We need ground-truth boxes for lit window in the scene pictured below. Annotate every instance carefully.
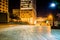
[3,8,4,9]
[3,2,4,3]
[3,5,5,6]
[6,3,8,5]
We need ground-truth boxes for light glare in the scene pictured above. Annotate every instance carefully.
[50,3,56,7]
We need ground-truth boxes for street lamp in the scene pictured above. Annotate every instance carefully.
[49,3,57,9]
[50,3,56,7]
[49,3,57,27]
[48,14,53,20]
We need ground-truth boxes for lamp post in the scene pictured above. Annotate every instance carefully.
[47,14,53,26]
[49,3,57,27]
[48,14,53,20]
[50,3,56,8]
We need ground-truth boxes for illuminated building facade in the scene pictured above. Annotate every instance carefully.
[0,0,9,22]
[0,0,8,13]
[20,0,36,24]
[13,9,20,18]
[35,17,53,26]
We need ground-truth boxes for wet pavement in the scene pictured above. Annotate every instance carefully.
[0,25,60,40]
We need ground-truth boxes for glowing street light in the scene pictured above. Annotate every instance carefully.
[48,14,53,20]
[49,2,57,26]
[50,3,56,7]
[49,3,56,8]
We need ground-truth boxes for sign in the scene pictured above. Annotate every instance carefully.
[21,0,32,9]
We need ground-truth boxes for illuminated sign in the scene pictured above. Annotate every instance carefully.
[21,0,32,9]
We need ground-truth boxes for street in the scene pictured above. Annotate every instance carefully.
[0,25,60,40]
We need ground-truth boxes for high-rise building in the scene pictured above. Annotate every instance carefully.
[0,0,8,13]
[20,0,36,24]
[0,0,9,23]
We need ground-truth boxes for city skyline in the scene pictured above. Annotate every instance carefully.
[9,0,60,17]
[0,0,60,40]
[0,0,59,17]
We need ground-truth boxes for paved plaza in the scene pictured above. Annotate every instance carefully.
[0,25,60,40]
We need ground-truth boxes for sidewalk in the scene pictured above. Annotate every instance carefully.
[0,23,18,29]
[0,22,32,29]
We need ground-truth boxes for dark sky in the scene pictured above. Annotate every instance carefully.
[36,0,51,17]
[9,0,20,13]
[9,0,60,17]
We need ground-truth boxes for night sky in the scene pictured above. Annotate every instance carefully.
[9,0,20,13]
[9,0,60,17]
[37,0,51,17]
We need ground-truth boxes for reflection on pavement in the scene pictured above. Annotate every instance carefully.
[0,25,57,40]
